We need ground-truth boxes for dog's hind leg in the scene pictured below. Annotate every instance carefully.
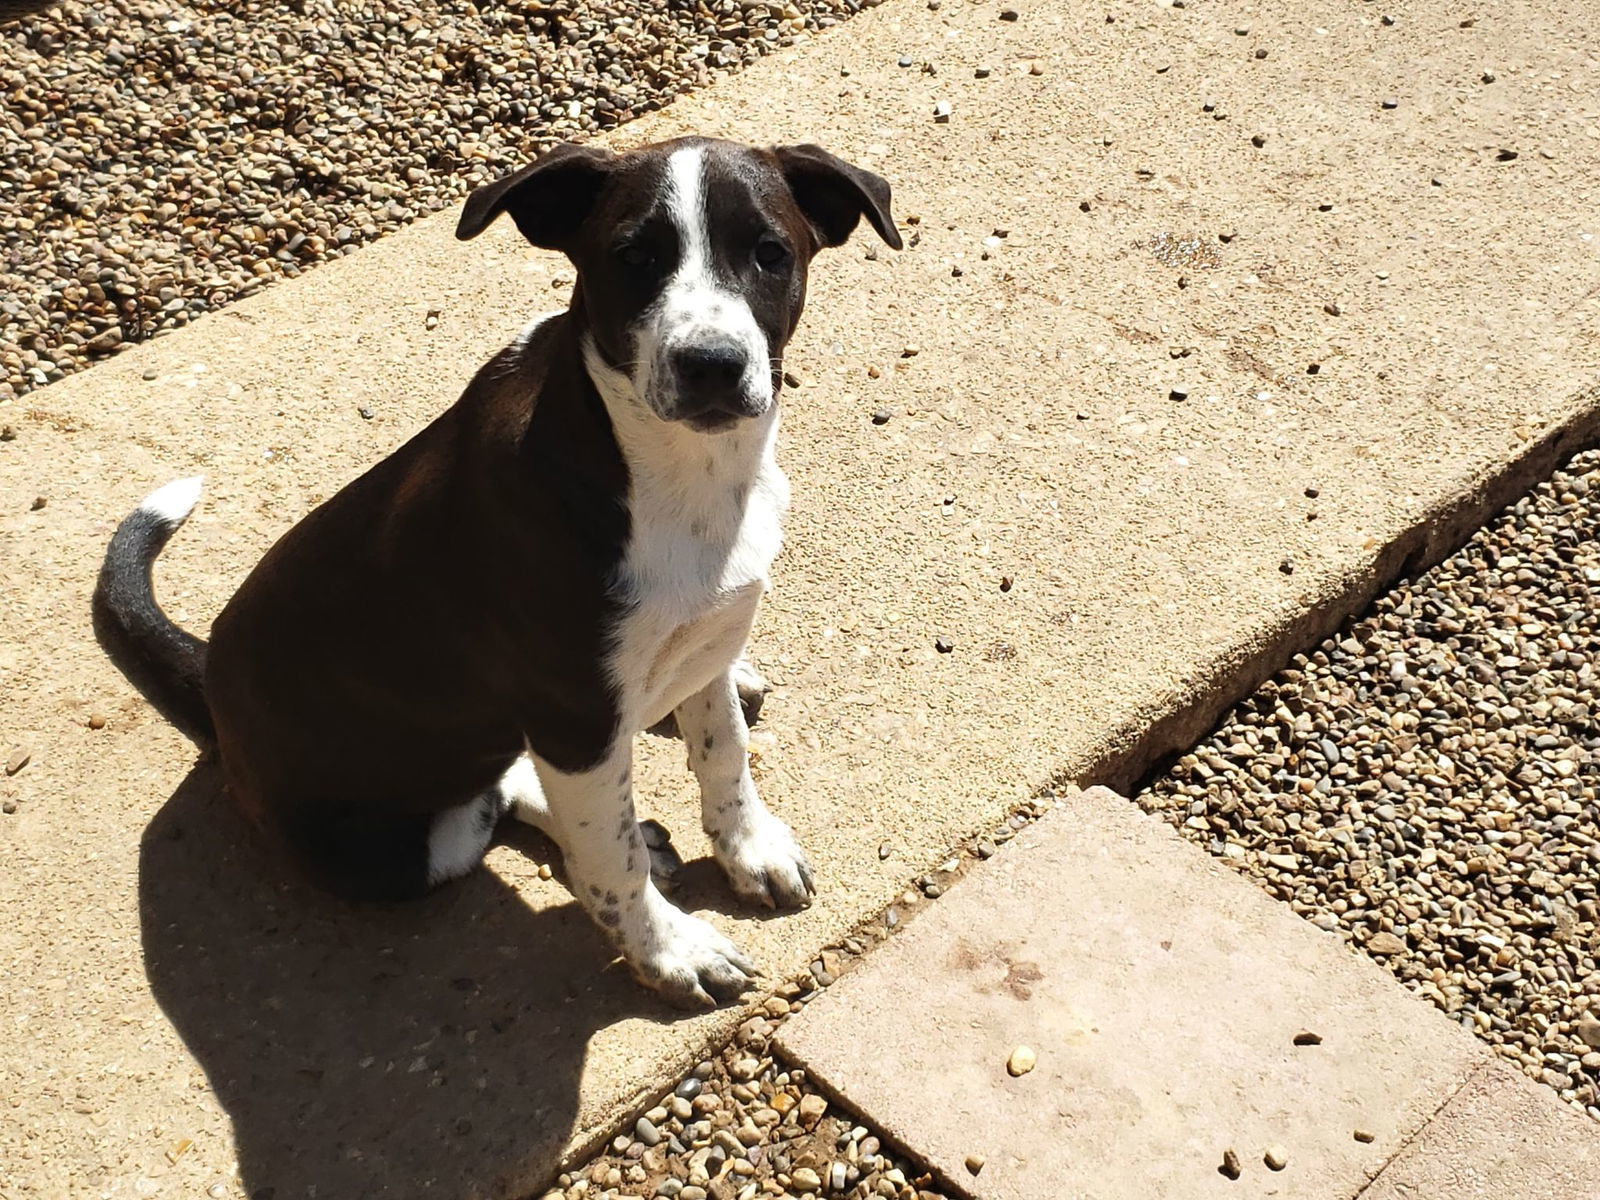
[425,790,503,887]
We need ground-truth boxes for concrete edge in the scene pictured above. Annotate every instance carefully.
[1082,385,1600,796]
[1351,1054,1600,1199]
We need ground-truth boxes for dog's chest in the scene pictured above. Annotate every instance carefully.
[607,432,788,730]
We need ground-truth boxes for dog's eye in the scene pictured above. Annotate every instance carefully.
[754,237,790,271]
[616,242,655,270]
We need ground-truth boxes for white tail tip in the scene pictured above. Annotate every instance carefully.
[140,475,205,527]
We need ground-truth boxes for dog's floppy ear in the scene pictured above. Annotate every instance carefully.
[773,144,903,252]
[455,143,617,249]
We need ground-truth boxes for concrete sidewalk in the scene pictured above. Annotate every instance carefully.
[3,0,1599,1196]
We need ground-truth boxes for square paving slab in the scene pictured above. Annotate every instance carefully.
[1359,1059,1600,1200]
[777,787,1501,1199]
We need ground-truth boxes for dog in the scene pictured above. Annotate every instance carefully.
[94,137,901,1007]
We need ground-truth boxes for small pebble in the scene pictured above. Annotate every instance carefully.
[934,638,954,654]
[5,750,30,777]
[964,1153,984,1175]
[1367,932,1407,956]
[871,406,892,426]
[30,496,46,511]
[1006,1046,1036,1077]
[1219,1148,1242,1179]
[1263,1146,1288,1171]
[1292,1030,1323,1046]
[88,714,107,730]
[1353,1129,1376,1144]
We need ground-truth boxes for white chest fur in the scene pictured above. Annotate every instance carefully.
[589,349,790,734]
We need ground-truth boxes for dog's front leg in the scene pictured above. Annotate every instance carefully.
[676,670,815,909]
[529,748,756,1008]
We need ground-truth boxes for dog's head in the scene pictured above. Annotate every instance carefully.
[457,137,901,432]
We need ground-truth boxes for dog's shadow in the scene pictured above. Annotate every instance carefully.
[140,767,665,1199]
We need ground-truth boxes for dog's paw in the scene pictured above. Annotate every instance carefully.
[630,901,758,1009]
[638,818,684,891]
[715,813,816,910]
[732,658,769,727]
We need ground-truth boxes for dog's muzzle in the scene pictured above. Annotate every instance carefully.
[666,338,766,430]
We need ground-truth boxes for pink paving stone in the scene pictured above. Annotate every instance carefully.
[1361,1058,1600,1199]
[776,787,1495,1198]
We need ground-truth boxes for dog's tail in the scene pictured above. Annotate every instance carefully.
[92,476,215,743]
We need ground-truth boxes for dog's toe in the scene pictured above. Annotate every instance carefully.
[732,658,769,726]
[638,818,684,890]
[634,905,758,1009]
[717,815,815,910]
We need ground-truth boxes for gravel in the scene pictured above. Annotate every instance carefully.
[1140,449,1600,1119]
[0,0,885,401]
[535,1003,960,1200]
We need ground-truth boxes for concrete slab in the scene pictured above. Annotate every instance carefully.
[776,787,1493,1200]
[1359,1059,1600,1200]
[4,0,1600,1196]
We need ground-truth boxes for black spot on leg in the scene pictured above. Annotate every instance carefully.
[626,853,638,873]
[589,885,603,899]
[703,733,715,752]
[690,519,707,538]
[598,907,621,928]
[578,820,590,829]
[617,769,630,788]
[605,891,618,906]
[730,483,749,506]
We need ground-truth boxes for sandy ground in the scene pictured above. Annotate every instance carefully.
[3,0,1600,1196]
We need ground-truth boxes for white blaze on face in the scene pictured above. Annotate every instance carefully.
[634,145,772,420]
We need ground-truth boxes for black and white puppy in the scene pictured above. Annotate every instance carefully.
[94,137,901,1007]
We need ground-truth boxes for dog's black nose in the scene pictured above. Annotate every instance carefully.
[672,342,748,393]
